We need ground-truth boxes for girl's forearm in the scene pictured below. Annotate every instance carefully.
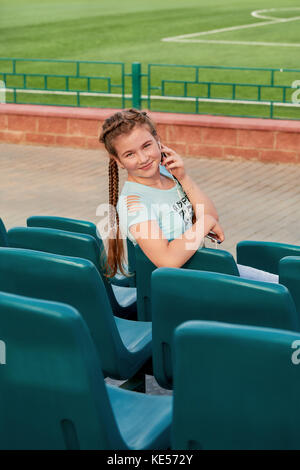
[179,173,219,221]
[158,214,216,268]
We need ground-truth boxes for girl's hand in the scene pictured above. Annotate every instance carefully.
[160,144,186,182]
[210,220,225,243]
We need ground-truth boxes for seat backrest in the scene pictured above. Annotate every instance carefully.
[126,238,136,287]
[27,215,105,251]
[151,267,299,389]
[0,291,125,450]
[0,218,8,247]
[172,320,300,450]
[7,226,120,316]
[136,245,239,321]
[237,240,300,274]
[0,247,127,378]
[8,226,100,265]
[279,256,300,316]
[28,215,134,288]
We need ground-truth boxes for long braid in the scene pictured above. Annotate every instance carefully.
[103,158,127,278]
[109,159,119,218]
[108,158,120,245]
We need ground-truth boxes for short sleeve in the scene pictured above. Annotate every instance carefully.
[117,192,158,244]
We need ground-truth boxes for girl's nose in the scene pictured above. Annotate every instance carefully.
[137,150,149,163]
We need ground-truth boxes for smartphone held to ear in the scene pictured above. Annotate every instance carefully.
[161,151,167,163]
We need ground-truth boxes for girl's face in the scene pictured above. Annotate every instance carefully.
[112,125,161,180]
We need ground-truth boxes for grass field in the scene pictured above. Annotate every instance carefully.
[1,0,300,118]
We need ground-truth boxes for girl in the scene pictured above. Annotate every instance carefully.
[100,108,278,283]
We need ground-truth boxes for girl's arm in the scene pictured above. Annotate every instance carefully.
[178,173,219,221]
[161,144,219,221]
[130,215,224,268]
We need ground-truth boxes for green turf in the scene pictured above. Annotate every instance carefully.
[1,0,300,118]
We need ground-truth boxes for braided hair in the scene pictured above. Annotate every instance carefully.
[99,108,158,278]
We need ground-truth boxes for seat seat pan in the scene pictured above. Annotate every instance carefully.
[114,316,152,354]
[107,385,172,450]
[112,285,137,308]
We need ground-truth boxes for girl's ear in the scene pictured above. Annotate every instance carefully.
[110,154,125,169]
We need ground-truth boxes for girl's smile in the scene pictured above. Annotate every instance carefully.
[139,161,153,170]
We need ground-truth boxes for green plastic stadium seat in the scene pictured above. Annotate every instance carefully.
[151,267,299,389]
[279,256,300,318]
[0,247,152,381]
[0,218,8,247]
[136,244,239,321]
[8,226,137,320]
[172,320,300,450]
[27,215,132,287]
[127,238,137,287]
[0,291,171,450]
[237,240,300,275]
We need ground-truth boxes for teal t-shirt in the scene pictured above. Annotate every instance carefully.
[117,165,194,245]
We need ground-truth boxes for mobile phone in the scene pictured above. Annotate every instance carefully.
[206,231,221,244]
[161,151,167,163]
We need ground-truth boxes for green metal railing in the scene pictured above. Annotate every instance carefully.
[145,63,300,119]
[1,58,300,120]
[0,58,126,108]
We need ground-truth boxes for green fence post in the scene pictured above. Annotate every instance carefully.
[132,62,141,109]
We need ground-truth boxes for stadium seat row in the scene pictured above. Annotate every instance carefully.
[0,215,300,449]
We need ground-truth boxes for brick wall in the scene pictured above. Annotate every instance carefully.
[0,104,299,163]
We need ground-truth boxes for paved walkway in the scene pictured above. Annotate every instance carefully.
[1,142,300,394]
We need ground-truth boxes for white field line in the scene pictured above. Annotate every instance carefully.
[162,19,285,41]
[169,39,300,47]
[162,8,300,47]
[5,88,300,108]
[252,7,300,20]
